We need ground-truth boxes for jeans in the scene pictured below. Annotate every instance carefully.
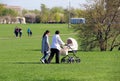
[41,51,49,62]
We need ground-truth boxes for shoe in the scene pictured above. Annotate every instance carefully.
[40,59,45,64]
[44,59,48,64]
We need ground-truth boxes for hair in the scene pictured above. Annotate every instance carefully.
[42,30,50,38]
[55,30,60,34]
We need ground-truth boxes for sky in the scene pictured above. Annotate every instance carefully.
[0,0,88,10]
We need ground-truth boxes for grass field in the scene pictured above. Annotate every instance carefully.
[0,24,120,81]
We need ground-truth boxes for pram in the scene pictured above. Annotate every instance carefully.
[60,38,80,63]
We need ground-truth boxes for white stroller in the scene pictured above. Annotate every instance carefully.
[60,38,80,63]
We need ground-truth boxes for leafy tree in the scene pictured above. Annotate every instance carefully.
[105,0,120,51]
[73,0,120,51]
[50,7,64,23]
[24,13,36,23]
[50,7,64,13]
[40,4,49,23]
[64,9,69,23]
[0,4,5,16]
[35,15,41,23]
[2,8,17,17]
[22,9,28,16]
[0,4,17,17]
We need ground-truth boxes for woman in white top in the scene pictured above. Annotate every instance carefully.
[48,30,65,64]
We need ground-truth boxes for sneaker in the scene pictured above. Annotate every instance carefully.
[40,59,45,64]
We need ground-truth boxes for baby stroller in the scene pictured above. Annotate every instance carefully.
[60,38,80,63]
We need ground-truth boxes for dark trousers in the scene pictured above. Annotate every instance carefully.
[48,48,60,63]
[19,32,22,37]
[15,32,18,37]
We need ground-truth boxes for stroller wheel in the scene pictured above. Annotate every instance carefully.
[67,57,75,63]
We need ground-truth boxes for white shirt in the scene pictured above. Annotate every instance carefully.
[51,34,65,50]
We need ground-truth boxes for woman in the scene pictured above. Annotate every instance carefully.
[41,30,50,63]
[48,30,65,64]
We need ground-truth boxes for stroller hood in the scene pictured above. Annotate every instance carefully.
[67,38,78,50]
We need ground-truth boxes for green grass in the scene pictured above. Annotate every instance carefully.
[0,24,120,81]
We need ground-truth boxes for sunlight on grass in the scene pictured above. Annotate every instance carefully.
[0,24,120,81]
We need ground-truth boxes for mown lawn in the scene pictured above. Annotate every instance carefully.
[0,24,120,81]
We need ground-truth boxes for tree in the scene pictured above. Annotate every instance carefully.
[24,13,36,23]
[105,0,120,51]
[2,8,17,17]
[0,4,5,16]
[22,9,28,16]
[0,4,17,17]
[50,7,64,23]
[73,0,120,51]
[35,15,41,23]
[40,4,49,23]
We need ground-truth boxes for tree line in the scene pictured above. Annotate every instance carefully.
[0,3,83,24]
[22,4,83,23]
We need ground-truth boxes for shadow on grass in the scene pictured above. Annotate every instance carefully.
[11,62,59,65]
[12,62,41,64]
[32,79,79,81]
[25,49,41,51]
